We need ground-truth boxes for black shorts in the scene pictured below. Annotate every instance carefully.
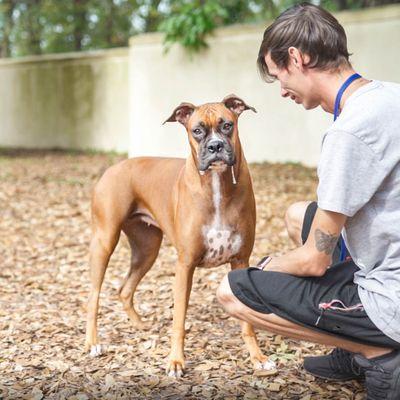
[228,201,400,349]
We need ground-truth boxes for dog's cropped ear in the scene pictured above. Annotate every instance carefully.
[163,102,196,126]
[222,94,257,116]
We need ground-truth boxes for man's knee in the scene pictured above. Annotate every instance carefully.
[216,274,233,306]
[285,201,310,245]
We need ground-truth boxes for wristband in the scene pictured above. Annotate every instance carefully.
[256,256,272,270]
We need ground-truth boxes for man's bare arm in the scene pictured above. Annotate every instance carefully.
[265,207,346,277]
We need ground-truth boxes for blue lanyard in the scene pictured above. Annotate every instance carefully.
[334,73,361,261]
[334,73,361,121]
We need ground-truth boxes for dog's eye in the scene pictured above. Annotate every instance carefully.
[223,122,233,131]
[193,128,202,136]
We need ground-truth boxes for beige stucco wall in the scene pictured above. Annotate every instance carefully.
[0,5,399,162]
[129,5,400,166]
[0,48,129,152]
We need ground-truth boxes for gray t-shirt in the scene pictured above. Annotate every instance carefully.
[317,80,400,343]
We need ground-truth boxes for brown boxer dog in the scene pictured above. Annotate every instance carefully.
[85,95,276,377]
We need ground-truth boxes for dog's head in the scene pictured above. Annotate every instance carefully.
[164,95,256,172]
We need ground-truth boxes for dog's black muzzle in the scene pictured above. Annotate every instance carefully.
[198,138,236,171]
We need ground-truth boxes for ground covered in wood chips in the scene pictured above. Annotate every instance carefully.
[0,150,365,399]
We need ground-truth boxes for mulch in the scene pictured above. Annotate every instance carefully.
[0,150,365,399]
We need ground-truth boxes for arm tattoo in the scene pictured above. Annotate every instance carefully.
[314,229,339,255]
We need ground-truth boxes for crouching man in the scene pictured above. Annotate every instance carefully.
[217,3,400,399]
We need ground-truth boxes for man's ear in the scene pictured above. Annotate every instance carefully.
[288,46,309,69]
[222,94,257,116]
[163,102,196,125]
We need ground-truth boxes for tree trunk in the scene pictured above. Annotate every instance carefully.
[0,0,16,58]
[26,0,42,55]
[73,0,88,51]
[105,0,115,46]
[338,0,348,10]
[144,0,162,32]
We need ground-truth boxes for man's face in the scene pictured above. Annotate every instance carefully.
[264,52,320,110]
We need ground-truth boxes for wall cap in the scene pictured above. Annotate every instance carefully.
[0,47,129,67]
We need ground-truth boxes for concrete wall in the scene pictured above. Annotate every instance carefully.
[129,4,400,166]
[0,48,129,152]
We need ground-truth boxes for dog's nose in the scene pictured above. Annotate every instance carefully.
[207,140,224,154]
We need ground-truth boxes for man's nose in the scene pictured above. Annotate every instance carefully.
[207,140,224,154]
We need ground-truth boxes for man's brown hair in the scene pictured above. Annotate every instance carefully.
[257,2,351,82]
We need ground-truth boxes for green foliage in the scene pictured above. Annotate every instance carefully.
[159,0,280,53]
[38,0,139,54]
[0,0,398,58]
[0,0,142,57]
[84,0,139,49]
[0,0,15,57]
[159,0,228,53]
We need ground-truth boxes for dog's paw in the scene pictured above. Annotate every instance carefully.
[252,356,276,371]
[125,309,149,330]
[259,359,276,370]
[165,359,185,378]
[89,344,103,357]
[132,319,150,330]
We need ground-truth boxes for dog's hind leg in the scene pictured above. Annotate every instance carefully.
[85,224,120,356]
[85,167,133,357]
[118,219,163,328]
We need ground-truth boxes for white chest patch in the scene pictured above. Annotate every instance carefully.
[202,172,242,267]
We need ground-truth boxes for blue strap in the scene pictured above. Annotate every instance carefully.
[334,73,361,121]
[339,237,347,262]
[334,73,361,261]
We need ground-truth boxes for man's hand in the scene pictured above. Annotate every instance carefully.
[262,207,346,277]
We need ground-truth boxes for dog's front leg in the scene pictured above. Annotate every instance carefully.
[231,260,276,371]
[166,262,195,377]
